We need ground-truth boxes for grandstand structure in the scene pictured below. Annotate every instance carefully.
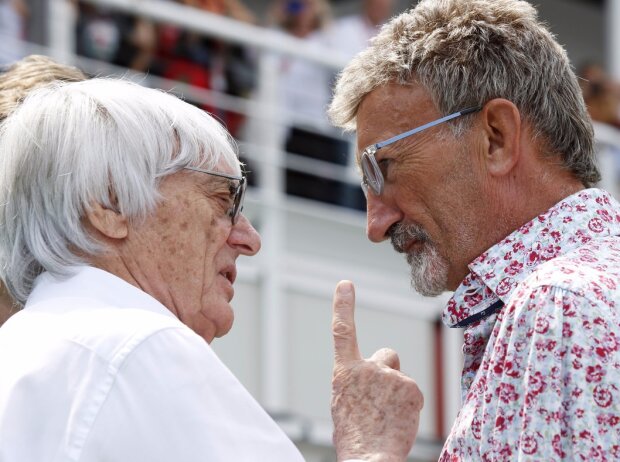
[0,0,616,460]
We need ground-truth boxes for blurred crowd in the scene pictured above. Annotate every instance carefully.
[76,0,258,136]
[72,0,396,209]
[71,1,392,125]
[6,0,620,207]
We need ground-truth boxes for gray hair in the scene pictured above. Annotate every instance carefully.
[329,0,599,186]
[0,78,240,304]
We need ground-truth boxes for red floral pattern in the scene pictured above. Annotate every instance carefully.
[441,189,620,460]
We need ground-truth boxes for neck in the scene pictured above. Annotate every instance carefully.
[502,159,585,231]
[448,158,585,290]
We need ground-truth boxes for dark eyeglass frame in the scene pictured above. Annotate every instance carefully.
[184,166,246,224]
[360,106,482,197]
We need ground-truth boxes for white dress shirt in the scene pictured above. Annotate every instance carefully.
[0,266,304,462]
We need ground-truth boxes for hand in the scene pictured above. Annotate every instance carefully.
[331,281,424,462]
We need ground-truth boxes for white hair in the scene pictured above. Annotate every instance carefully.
[0,78,240,304]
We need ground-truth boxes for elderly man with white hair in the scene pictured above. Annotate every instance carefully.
[0,78,290,461]
[0,78,293,461]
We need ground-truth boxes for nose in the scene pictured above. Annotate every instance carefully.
[228,214,261,256]
[366,193,402,243]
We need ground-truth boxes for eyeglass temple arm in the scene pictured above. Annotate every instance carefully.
[184,166,243,181]
[375,106,482,150]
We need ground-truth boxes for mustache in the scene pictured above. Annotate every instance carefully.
[389,222,431,254]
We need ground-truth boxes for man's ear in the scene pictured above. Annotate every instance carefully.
[85,202,129,240]
[480,98,522,177]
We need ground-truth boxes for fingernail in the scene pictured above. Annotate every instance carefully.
[337,281,353,295]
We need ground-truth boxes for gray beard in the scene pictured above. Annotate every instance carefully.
[389,222,449,297]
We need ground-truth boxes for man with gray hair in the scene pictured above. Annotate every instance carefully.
[329,0,620,460]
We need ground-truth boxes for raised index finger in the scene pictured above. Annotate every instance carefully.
[332,280,361,364]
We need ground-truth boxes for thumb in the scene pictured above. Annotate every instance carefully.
[370,347,401,371]
[332,280,361,364]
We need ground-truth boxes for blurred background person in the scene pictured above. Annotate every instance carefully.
[267,0,360,208]
[151,0,256,136]
[269,0,332,126]
[579,62,620,128]
[263,0,396,211]
[0,0,28,63]
[579,62,620,197]
[326,0,395,60]
[182,0,255,23]
[76,0,256,136]
[76,5,157,72]
[0,54,87,326]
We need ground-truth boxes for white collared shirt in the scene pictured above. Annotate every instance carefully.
[0,266,304,462]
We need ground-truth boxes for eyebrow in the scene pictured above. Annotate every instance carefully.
[184,166,242,181]
[193,174,229,194]
[372,139,409,162]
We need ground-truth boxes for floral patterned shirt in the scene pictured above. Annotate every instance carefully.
[440,189,620,461]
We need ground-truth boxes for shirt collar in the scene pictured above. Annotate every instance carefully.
[442,188,620,328]
[25,265,177,321]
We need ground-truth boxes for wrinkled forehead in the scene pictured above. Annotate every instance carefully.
[354,82,435,163]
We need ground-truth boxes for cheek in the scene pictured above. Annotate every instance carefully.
[394,174,462,248]
[200,222,233,278]
[395,179,434,224]
[160,221,196,261]
[198,265,235,337]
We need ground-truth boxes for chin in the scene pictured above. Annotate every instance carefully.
[407,243,449,297]
[212,305,235,340]
[191,298,235,343]
[215,319,234,339]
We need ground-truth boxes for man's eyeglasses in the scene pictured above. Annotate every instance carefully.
[360,106,482,197]
[184,166,246,224]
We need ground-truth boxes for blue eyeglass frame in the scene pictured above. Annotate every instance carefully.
[183,166,246,224]
[360,106,482,197]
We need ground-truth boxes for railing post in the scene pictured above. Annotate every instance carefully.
[47,0,76,59]
[443,323,463,435]
[607,0,620,79]
[255,50,287,414]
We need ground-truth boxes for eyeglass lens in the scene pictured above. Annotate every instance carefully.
[361,151,383,197]
[231,177,246,224]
